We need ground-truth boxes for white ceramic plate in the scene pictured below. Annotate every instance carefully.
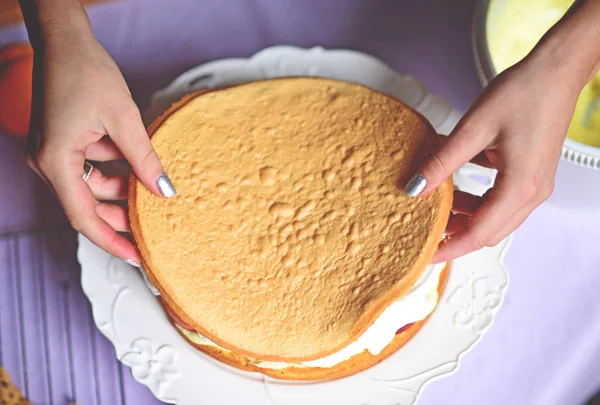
[80,46,510,405]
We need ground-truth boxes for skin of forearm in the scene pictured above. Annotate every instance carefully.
[530,0,600,90]
[19,0,92,50]
[19,0,94,161]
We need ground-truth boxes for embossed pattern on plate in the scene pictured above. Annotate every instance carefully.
[81,46,511,405]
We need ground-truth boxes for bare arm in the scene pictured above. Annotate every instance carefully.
[532,0,600,88]
[19,0,92,49]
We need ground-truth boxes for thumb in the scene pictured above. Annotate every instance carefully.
[405,119,491,197]
[105,102,177,198]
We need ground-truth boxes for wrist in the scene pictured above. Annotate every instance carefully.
[20,0,93,52]
[526,0,600,92]
[524,40,590,97]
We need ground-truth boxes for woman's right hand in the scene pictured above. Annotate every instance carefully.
[26,28,176,264]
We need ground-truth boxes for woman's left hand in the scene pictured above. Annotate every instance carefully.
[406,55,582,263]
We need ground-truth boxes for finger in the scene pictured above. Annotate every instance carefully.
[43,149,139,262]
[486,199,538,246]
[489,161,556,244]
[85,137,124,161]
[86,168,128,200]
[478,162,554,247]
[446,213,471,235]
[96,202,130,232]
[103,100,176,198]
[432,174,527,263]
[436,133,496,170]
[405,113,495,197]
[452,191,483,216]
[433,134,495,169]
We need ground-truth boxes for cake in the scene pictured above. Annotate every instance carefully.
[128,77,453,380]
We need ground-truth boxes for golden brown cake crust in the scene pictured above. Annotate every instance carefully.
[169,264,450,381]
[129,77,453,362]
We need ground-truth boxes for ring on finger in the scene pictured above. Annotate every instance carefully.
[83,161,94,182]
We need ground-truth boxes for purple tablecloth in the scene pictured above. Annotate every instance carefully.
[1,1,600,404]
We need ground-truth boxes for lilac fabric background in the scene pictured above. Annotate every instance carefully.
[1,1,600,404]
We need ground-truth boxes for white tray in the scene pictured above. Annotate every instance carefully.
[80,46,510,405]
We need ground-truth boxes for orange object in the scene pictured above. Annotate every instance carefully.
[0,42,33,139]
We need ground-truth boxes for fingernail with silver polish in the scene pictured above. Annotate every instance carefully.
[157,173,177,197]
[124,258,140,267]
[405,173,427,197]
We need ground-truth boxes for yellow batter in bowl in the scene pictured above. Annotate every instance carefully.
[486,0,600,147]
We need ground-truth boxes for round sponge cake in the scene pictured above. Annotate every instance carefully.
[128,77,453,363]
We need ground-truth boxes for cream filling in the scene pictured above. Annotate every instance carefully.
[175,261,447,369]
